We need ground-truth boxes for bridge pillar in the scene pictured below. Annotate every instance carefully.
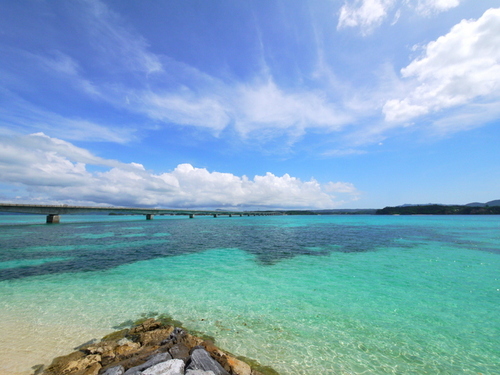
[189,214,195,219]
[213,214,218,218]
[46,214,60,224]
[146,214,154,220]
[229,214,232,217]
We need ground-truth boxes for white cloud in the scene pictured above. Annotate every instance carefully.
[337,0,462,34]
[0,133,360,209]
[415,0,461,16]
[383,8,500,125]
[337,0,396,35]
[234,80,351,136]
[130,78,352,141]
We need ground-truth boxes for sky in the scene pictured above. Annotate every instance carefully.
[0,0,499,210]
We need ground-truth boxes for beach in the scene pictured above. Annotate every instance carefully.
[1,214,499,374]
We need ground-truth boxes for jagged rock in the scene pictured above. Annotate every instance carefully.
[161,327,185,345]
[73,361,101,375]
[200,342,251,375]
[83,342,118,355]
[141,359,185,375]
[102,365,125,375]
[140,327,174,346]
[40,319,278,375]
[129,319,161,334]
[186,348,230,375]
[199,342,229,372]
[179,333,204,349]
[225,356,251,375]
[43,351,86,375]
[102,346,162,373]
[169,343,191,363]
[115,340,141,356]
[60,354,101,374]
[185,370,216,375]
[123,352,172,375]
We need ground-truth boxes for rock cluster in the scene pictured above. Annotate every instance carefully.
[39,318,277,375]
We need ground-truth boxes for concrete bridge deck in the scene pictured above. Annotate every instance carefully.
[0,203,278,223]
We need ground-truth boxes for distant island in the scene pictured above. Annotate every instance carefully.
[376,200,500,215]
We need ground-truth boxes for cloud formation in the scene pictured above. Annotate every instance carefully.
[384,8,500,124]
[337,0,462,34]
[0,0,493,157]
[415,0,461,16]
[234,80,351,136]
[0,133,359,209]
[338,0,396,35]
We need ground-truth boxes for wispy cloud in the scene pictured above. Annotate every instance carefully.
[0,89,134,143]
[140,90,231,132]
[82,0,162,74]
[322,148,368,157]
[0,133,360,209]
[0,0,491,153]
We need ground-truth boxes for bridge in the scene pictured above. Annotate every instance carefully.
[0,203,279,223]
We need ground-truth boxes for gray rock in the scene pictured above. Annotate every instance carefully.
[169,343,190,362]
[185,370,216,375]
[186,348,230,375]
[141,359,184,375]
[102,365,125,375]
[124,352,172,375]
[161,327,185,345]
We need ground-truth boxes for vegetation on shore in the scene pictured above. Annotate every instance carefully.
[376,204,500,215]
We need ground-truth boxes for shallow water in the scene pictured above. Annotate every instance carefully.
[0,214,499,374]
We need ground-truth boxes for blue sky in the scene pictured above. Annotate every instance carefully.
[0,0,499,209]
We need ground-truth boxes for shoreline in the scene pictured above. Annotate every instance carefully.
[36,317,279,375]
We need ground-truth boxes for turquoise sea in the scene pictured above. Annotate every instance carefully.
[0,214,499,375]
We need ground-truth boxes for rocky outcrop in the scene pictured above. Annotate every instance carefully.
[39,319,277,375]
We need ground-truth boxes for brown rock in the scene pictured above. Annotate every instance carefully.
[139,327,174,346]
[101,344,162,371]
[62,354,101,374]
[100,349,117,367]
[72,361,101,375]
[226,356,252,375]
[83,342,118,355]
[178,332,204,349]
[129,319,161,334]
[43,351,85,375]
[115,341,141,356]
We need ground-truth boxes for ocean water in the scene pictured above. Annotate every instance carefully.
[0,214,499,375]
